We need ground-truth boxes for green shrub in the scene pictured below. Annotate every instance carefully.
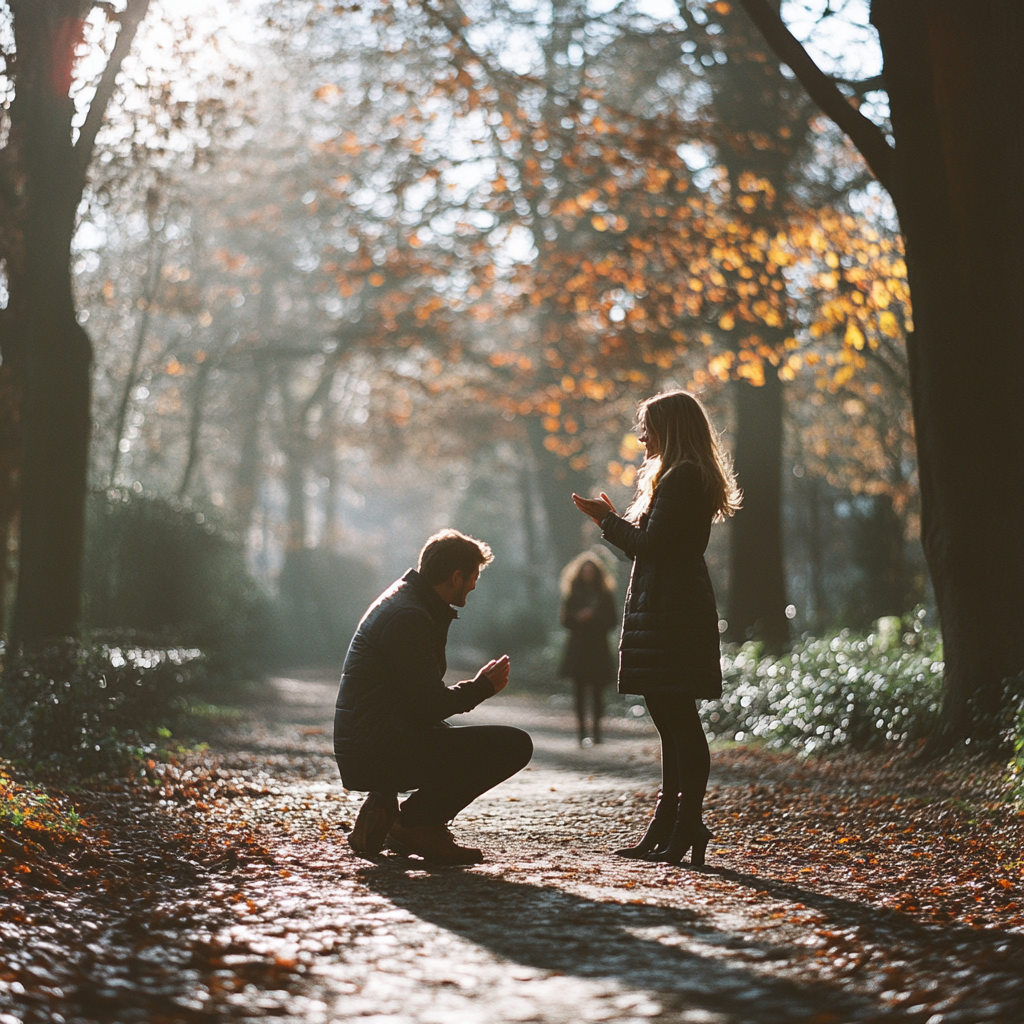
[702,609,945,752]
[0,639,208,773]
[1007,673,1024,803]
[83,489,270,679]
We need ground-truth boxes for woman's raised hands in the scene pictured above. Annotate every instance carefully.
[572,492,617,526]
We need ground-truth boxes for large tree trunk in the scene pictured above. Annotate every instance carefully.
[4,0,152,643]
[9,27,92,642]
[726,371,789,651]
[870,2,1024,748]
[0,360,20,633]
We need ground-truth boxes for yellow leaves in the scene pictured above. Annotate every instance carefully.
[314,83,341,100]
[166,359,185,376]
[878,310,899,337]
[576,188,601,210]
[688,278,703,292]
[368,273,385,287]
[718,312,736,331]
[825,251,840,269]
[591,215,608,232]
[736,359,766,387]
[561,375,575,392]
[491,176,507,193]
[708,352,734,380]
[844,322,865,350]
[870,279,891,308]
[542,416,560,432]
[833,364,855,386]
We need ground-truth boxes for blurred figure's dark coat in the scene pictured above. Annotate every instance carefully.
[600,460,723,699]
[558,582,617,688]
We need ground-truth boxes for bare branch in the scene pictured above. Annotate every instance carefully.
[836,73,887,94]
[74,0,152,182]
[736,0,897,197]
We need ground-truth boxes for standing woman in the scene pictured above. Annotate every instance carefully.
[572,391,740,865]
[559,553,618,746]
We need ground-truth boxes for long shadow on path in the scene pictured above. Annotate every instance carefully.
[709,866,1024,1009]
[360,862,898,1023]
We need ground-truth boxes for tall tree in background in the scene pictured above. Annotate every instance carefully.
[738,0,1024,748]
[0,0,151,641]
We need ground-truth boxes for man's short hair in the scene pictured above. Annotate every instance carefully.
[417,529,494,586]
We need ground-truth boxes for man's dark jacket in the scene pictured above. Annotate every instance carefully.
[333,569,494,791]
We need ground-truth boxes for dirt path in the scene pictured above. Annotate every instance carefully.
[3,675,1024,1023]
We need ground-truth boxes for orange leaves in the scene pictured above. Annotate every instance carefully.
[645,167,672,194]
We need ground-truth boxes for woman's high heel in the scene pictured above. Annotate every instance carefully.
[648,820,713,866]
[613,793,679,859]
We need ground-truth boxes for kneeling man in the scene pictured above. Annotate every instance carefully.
[334,529,533,864]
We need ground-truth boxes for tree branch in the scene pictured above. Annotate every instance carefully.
[836,73,887,95]
[74,0,152,183]
[736,0,897,196]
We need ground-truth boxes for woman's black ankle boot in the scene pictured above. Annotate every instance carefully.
[614,792,680,858]
[648,817,712,866]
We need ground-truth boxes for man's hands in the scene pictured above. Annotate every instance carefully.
[476,654,510,694]
[572,491,617,526]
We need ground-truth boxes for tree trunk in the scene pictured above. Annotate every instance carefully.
[871,1,1024,748]
[726,371,789,651]
[233,360,270,540]
[526,416,592,573]
[4,0,152,643]
[0,360,19,634]
[9,39,92,642]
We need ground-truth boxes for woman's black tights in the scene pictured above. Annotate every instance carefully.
[644,694,710,825]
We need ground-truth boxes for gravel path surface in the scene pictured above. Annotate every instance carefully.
[191,677,1022,1024]
[5,674,1023,1024]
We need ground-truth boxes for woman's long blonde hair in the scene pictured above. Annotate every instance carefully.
[623,390,742,523]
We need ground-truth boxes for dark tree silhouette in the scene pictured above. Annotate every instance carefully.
[1,0,152,642]
[737,0,1024,749]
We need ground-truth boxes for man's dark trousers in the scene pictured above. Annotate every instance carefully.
[334,569,532,826]
[364,723,532,827]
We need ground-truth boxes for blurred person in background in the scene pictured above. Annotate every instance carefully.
[334,529,533,865]
[573,391,740,866]
[558,552,618,746]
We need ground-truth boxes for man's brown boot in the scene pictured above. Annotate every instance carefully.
[348,791,399,857]
[385,821,483,864]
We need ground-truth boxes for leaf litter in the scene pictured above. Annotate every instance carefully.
[1,683,1022,1023]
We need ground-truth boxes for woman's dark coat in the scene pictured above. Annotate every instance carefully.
[558,582,617,687]
[600,460,723,699]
